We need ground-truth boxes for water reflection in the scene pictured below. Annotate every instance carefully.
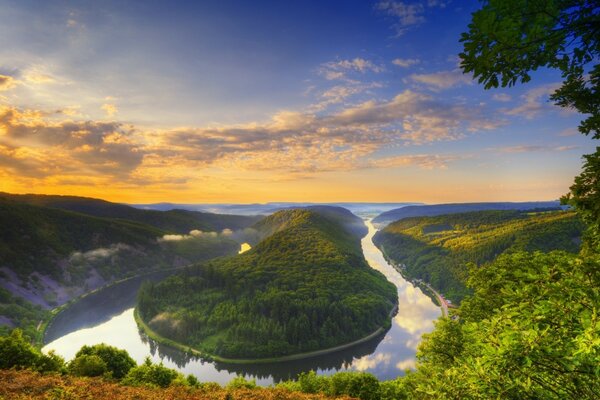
[238,242,251,254]
[43,219,440,384]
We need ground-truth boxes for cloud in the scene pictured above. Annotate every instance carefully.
[0,75,17,91]
[319,58,384,81]
[376,1,425,35]
[392,58,420,68]
[0,87,502,186]
[369,154,462,170]
[409,69,473,90]
[497,145,579,153]
[23,69,56,84]
[312,82,384,110]
[376,1,446,36]
[101,103,118,117]
[70,244,132,262]
[492,93,512,102]
[557,128,578,137]
[504,83,561,119]
[0,105,143,177]
[326,90,503,143]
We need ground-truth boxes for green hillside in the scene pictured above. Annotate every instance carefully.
[253,205,367,241]
[372,201,562,226]
[0,192,262,233]
[373,210,584,302]
[137,209,397,359]
[0,197,243,339]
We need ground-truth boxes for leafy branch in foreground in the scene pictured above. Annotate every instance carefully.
[460,0,600,236]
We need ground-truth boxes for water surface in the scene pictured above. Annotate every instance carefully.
[43,220,440,384]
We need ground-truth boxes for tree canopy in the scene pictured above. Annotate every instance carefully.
[460,0,600,234]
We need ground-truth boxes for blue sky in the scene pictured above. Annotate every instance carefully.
[0,0,594,202]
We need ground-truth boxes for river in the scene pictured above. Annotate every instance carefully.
[42,219,440,384]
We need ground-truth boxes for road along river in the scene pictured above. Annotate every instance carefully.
[43,219,440,384]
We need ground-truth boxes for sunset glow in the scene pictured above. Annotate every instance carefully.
[0,1,594,203]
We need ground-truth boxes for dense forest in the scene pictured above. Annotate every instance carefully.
[0,192,262,233]
[0,194,255,340]
[137,208,397,359]
[373,210,584,302]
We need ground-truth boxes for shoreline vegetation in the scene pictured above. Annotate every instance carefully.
[134,304,398,364]
[378,245,449,317]
[40,265,189,347]
[135,209,398,360]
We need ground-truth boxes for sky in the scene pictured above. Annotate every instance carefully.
[0,0,595,203]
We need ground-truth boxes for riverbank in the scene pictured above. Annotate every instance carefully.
[134,303,398,365]
[377,245,449,317]
[40,266,189,347]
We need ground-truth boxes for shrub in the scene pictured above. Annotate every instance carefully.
[330,372,381,400]
[74,344,135,379]
[69,354,107,377]
[226,375,257,390]
[122,357,181,388]
[0,329,39,370]
[297,371,330,394]
[36,350,66,373]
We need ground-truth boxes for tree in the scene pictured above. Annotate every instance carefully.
[410,251,600,398]
[74,344,135,379]
[460,0,600,233]
[0,329,39,370]
[68,354,107,377]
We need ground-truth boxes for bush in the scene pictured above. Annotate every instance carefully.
[379,378,409,400]
[330,372,381,400]
[0,329,39,370]
[69,354,107,377]
[74,344,135,379]
[297,371,330,394]
[226,375,257,390]
[36,350,66,373]
[122,357,181,388]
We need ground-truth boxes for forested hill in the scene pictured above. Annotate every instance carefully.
[253,205,367,241]
[0,192,261,233]
[372,201,562,226]
[0,196,243,339]
[137,209,397,359]
[373,210,584,303]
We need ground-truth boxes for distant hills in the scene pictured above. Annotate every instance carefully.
[0,193,261,233]
[137,207,397,359]
[131,201,421,216]
[372,201,563,226]
[0,193,262,340]
[373,210,584,303]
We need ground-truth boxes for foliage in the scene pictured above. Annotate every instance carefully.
[405,251,600,399]
[0,287,49,341]
[277,370,389,400]
[225,375,257,390]
[459,0,600,230]
[374,210,584,302]
[122,357,182,388]
[0,329,41,370]
[68,354,107,377]
[0,329,64,373]
[0,192,262,233]
[372,201,561,226]
[138,209,397,359]
[0,197,240,284]
[0,369,352,400]
[74,343,135,379]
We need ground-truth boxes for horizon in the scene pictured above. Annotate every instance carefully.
[0,1,594,203]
